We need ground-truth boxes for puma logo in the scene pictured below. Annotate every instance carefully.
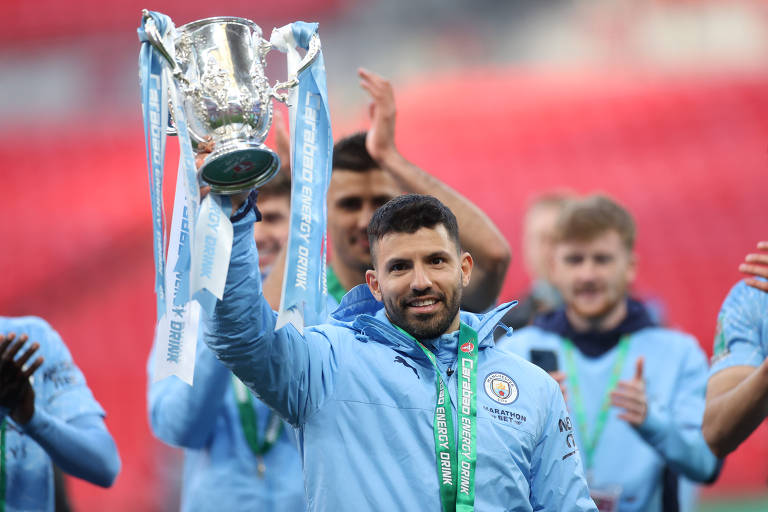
[394,355,419,379]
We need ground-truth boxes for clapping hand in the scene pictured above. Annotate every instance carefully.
[0,333,44,424]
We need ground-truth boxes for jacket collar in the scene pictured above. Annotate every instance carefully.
[330,284,517,367]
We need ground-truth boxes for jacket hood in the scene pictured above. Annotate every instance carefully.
[329,284,517,367]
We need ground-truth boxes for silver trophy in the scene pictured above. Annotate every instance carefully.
[142,11,320,193]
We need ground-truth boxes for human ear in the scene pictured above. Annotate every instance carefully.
[366,269,382,301]
[460,252,473,287]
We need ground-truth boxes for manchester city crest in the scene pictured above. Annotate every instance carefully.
[484,372,518,404]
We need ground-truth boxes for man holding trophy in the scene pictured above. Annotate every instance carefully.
[139,9,596,510]
[139,11,325,511]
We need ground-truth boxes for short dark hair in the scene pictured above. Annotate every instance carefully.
[367,194,460,265]
[332,131,378,172]
[258,172,291,201]
[554,194,636,251]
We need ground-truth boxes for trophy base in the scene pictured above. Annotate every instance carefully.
[199,142,281,195]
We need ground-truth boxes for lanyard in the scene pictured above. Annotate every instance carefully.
[562,336,631,470]
[398,322,478,512]
[0,419,5,512]
[325,266,347,304]
[231,376,283,478]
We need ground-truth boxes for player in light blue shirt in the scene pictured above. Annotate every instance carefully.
[202,193,596,511]
[703,240,768,457]
[0,316,120,511]
[499,195,719,512]
[147,174,306,512]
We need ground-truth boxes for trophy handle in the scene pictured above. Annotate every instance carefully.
[141,10,188,87]
[268,33,321,104]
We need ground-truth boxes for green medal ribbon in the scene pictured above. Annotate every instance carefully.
[562,336,631,470]
[231,376,283,478]
[325,266,347,304]
[0,419,5,512]
[397,322,478,512]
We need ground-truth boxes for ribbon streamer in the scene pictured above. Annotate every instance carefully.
[271,22,333,333]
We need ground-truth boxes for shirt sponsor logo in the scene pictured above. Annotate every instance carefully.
[483,372,518,404]
[481,405,527,425]
[460,341,475,353]
[558,415,578,460]
[393,355,419,379]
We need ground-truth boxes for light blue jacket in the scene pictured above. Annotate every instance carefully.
[0,316,120,511]
[148,329,306,512]
[500,324,719,511]
[203,206,596,511]
[710,279,768,376]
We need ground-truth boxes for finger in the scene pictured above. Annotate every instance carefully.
[195,152,208,170]
[3,336,28,361]
[199,186,211,201]
[15,342,40,367]
[614,381,643,394]
[739,263,768,279]
[745,253,768,265]
[617,412,643,425]
[634,356,644,381]
[757,241,768,250]
[610,391,645,409]
[0,334,13,354]
[745,278,768,293]
[358,67,383,86]
[22,356,44,379]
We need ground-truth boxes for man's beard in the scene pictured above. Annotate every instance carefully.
[384,278,463,340]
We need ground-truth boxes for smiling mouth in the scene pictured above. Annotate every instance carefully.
[405,297,443,314]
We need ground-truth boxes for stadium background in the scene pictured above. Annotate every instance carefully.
[1,0,767,509]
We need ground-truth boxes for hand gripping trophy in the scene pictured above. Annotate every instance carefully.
[139,10,332,383]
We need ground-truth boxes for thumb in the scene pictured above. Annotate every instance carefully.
[634,356,644,381]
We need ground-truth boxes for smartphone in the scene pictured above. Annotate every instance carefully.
[530,349,559,373]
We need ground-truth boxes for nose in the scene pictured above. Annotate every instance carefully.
[575,258,598,281]
[357,202,376,230]
[410,263,433,291]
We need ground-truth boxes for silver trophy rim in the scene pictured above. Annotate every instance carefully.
[176,16,262,37]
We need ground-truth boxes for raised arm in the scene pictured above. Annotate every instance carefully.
[0,332,120,488]
[22,412,120,487]
[704,361,768,457]
[703,280,768,457]
[203,200,341,426]
[147,331,231,448]
[628,345,720,481]
[359,68,511,312]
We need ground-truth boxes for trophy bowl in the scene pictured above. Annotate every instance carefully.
[143,13,320,194]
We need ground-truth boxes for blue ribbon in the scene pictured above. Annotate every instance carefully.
[138,11,172,319]
[279,22,333,329]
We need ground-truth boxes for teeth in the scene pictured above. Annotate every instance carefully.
[411,299,436,307]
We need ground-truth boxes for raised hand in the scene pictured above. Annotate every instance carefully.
[739,241,768,293]
[610,357,647,426]
[358,68,398,164]
[0,333,44,424]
